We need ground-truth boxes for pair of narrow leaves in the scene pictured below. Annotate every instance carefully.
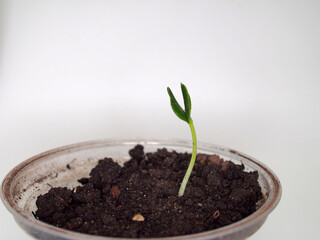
[167,83,192,123]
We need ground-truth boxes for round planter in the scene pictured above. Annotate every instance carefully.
[1,139,281,240]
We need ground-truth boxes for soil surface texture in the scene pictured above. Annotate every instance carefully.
[35,145,263,238]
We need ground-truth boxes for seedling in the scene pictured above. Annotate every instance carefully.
[167,83,197,197]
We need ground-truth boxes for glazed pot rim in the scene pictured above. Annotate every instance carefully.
[1,138,282,240]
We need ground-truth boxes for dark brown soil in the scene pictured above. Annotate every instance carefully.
[35,145,263,238]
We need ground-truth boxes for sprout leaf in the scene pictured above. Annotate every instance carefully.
[181,83,191,122]
[167,87,188,122]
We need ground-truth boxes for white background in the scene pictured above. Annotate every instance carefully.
[1,0,319,239]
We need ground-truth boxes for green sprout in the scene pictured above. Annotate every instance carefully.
[167,83,197,197]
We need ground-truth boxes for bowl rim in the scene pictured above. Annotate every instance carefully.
[1,138,282,240]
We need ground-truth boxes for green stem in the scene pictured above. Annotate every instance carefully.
[178,118,197,197]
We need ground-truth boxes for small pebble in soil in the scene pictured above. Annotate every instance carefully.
[132,214,145,222]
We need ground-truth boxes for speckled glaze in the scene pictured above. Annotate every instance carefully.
[1,139,281,240]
